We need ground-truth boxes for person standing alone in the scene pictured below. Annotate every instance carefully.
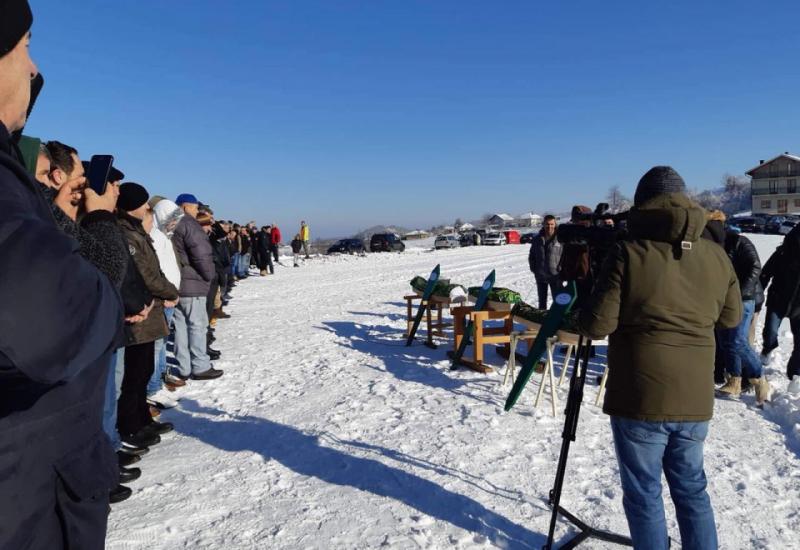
[528,215,563,309]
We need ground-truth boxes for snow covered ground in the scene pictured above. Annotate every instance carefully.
[107,234,800,550]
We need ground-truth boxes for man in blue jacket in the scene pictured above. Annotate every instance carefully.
[0,2,125,548]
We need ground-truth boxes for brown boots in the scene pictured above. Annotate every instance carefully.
[716,375,770,405]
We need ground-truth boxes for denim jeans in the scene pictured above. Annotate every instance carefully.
[102,348,125,451]
[718,300,762,378]
[763,308,800,378]
[238,252,251,277]
[148,307,174,396]
[230,252,240,276]
[610,416,717,550]
[173,296,211,377]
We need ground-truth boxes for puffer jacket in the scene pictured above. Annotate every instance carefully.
[579,193,742,422]
[724,231,761,301]
[117,212,179,344]
[528,230,562,280]
[172,215,215,297]
[760,224,800,319]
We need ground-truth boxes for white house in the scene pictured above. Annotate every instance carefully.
[487,213,514,227]
[516,212,542,227]
[747,153,800,215]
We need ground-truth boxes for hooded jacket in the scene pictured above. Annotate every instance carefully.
[724,231,761,301]
[117,212,179,344]
[172,214,215,297]
[761,225,800,319]
[578,193,742,422]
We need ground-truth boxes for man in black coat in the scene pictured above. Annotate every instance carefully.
[0,4,124,548]
[761,224,800,379]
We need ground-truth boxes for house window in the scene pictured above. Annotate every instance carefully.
[795,199,800,207]
[769,180,779,193]
[778,199,788,214]
[789,163,795,176]
[761,200,772,209]
[789,179,797,193]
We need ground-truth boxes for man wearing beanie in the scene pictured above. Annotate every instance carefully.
[171,193,223,380]
[579,166,742,549]
[0,2,124,549]
[116,183,179,452]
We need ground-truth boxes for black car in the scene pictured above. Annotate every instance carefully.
[736,217,766,233]
[370,233,405,252]
[327,238,365,255]
[765,216,787,234]
[520,232,537,244]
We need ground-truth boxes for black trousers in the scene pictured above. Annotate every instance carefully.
[207,273,220,320]
[117,341,155,437]
[535,277,561,310]
[270,244,279,263]
[257,249,274,273]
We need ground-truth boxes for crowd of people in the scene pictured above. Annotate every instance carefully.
[0,4,318,546]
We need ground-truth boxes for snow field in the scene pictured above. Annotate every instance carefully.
[106,234,800,549]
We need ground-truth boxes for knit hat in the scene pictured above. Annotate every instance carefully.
[634,166,687,206]
[0,0,32,58]
[117,182,149,212]
[175,193,199,205]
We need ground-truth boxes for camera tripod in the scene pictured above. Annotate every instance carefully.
[543,335,632,549]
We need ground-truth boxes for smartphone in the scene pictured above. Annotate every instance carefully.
[86,155,114,195]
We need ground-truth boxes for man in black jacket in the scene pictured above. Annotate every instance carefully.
[715,224,770,403]
[0,5,124,548]
[761,224,800,380]
[528,215,563,309]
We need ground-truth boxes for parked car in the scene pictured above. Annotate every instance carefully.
[779,220,798,235]
[483,232,507,246]
[370,233,405,252]
[458,232,474,247]
[520,232,537,244]
[326,238,365,255]
[765,216,787,234]
[736,217,766,233]
[434,235,460,249]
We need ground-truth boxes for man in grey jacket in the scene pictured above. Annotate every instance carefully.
[528,215,563,309]
[171,193,223,380]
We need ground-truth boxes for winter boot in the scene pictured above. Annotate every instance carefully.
[260,269,267,276]
[749,377,771,406]
[716,376,741,398]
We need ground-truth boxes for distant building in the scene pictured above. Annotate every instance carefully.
[747,153,800,215]
[403,230,430,240]
[516,212,542,227]
[487,213,514,227]
[458,222,474,231]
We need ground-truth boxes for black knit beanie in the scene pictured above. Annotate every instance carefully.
[634,166,686,206]
[118,182,149,212]
[0,0,33,58]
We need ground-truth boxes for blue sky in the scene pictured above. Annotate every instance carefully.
[25,1,800,237]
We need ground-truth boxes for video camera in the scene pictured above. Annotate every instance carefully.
[556,202,628,249]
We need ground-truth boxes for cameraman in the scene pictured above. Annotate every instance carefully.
[528,214,562,309]
[578,166,741,549]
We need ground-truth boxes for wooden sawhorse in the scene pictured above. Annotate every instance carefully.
[404,294,452,348]
[451,305,513,373]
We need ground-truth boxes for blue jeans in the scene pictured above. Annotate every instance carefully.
[718,300,762,378]
[611,417,717,550]
[763,308,800,378]
[230,252,240,276]
[238,252,250,277]
[102,348,126,451]
[173,296,211,377]
[148,307,174,395]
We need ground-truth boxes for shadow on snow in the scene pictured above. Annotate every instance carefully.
[173,399,546,549]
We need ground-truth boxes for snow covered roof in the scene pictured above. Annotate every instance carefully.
[491,213,514,221]
[746,153,800,176]
[404,230,429,236]
[516,212,542,219]
[458,222,474,229]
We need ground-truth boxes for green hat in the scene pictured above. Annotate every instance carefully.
[16,134,40,176]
